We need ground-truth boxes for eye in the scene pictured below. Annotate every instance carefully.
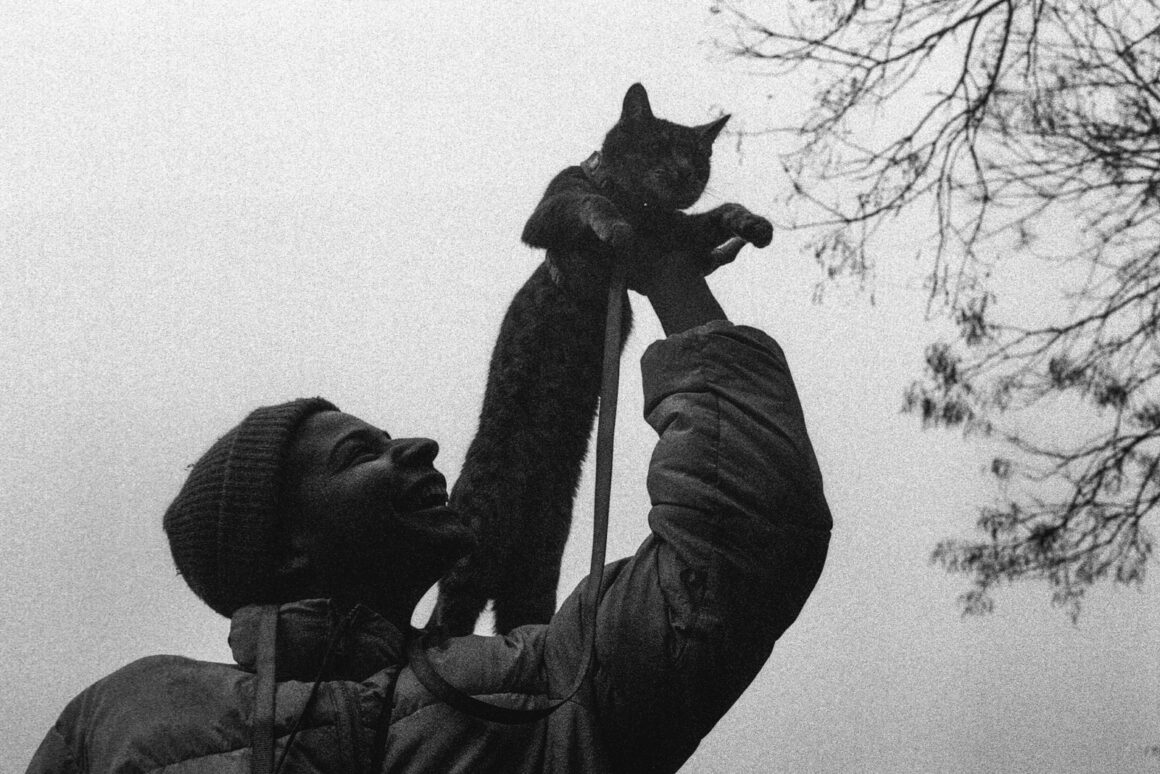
[341,441,378,470]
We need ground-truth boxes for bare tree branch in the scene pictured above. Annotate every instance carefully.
[721,0,1160,618]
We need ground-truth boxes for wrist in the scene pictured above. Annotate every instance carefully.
[646,262,726,336]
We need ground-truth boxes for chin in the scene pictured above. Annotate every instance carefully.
[418,515,478,564]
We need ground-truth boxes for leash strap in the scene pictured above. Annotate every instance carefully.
[251,604,279,774]
[408,259,628,724]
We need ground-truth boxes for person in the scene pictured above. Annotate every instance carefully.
[25,244,831,773]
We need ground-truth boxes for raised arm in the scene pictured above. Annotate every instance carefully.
[545,247,832,773]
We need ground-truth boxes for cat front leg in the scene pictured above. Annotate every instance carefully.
[722,202,773,247]
[630,206,772,289]
[555,195,646,293]
[579,196,635,256]
[522,188,635,259]
[685,203,773,250]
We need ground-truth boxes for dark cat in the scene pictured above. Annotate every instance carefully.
[522,83,773,289]
[431,83,772,636]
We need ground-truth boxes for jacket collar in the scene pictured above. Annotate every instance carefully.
[229,599,407,681]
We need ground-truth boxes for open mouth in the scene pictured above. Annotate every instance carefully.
[400,477,448,513]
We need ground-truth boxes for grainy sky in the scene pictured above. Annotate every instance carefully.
[3,2,1157,772]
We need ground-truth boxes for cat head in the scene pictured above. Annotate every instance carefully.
[597,83,729,212]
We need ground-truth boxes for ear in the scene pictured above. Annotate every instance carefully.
[621,83,654,123]
[698,114,731,145]
[275,517,313,578]
[273,504,320,596]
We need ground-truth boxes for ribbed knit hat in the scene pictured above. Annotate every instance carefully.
[163,397,339,617]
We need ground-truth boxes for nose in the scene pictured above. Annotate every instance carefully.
[392,437,439,466]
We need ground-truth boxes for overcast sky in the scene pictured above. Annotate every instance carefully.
[3,2,1157,772]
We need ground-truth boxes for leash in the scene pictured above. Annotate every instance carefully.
[251,250,633,764]
[251,605,278,774]
[407,258,629,724]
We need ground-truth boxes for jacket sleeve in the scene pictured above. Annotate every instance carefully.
[547,320,831,773]
[25,718,83,774]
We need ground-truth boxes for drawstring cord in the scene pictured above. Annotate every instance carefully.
[274,606,360,774]
[251,605,279,774]
[251,605,362,774]
[368,635,408,773]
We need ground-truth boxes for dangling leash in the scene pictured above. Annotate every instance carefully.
[406,216,746,723]
[407,258,629,724]
[250,240,742,760]
[246,265,628,759]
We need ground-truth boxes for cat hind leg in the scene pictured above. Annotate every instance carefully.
[429,577,490,636]
[491,531,568,635]
[492,585,558,636]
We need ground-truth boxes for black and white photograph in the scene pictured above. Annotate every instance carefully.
[5,2,1158,772]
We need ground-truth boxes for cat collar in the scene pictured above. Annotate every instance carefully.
[584,149,603,178]
[580,150,604,184]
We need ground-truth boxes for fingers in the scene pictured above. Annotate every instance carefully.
[708,237,747,271]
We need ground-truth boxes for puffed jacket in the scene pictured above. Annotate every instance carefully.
[27,321,832,774]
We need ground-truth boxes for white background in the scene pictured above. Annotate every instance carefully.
[3,2,1157,771]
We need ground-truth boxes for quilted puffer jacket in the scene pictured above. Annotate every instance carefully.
[26,321,832,774]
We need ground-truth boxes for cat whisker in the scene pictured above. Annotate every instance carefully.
[698,184,728,204]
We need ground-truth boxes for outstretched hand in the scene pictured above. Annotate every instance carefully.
[625,207,773,297]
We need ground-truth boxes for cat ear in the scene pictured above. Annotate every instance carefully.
[621,83,654,124]
[698,114,731,145]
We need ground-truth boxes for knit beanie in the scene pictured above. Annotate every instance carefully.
[163,397,339,617]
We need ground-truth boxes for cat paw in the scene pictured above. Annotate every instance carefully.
[733,214,773,248]
[719,204,773,248]
[593,219,635,254]
[740,217,773,248]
